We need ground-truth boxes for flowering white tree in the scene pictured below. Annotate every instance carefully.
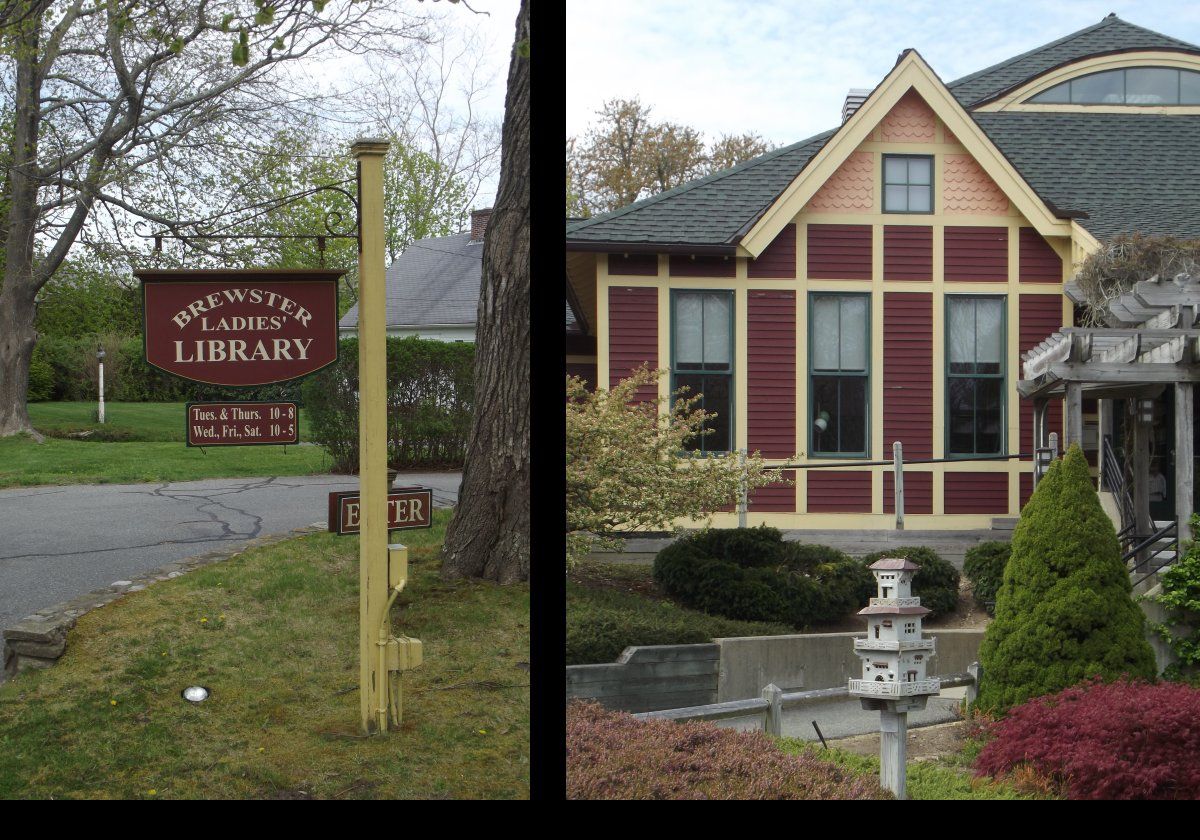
[566,365,786,564]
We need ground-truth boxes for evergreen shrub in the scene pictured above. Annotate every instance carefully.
[859,546,960,618]
[975,444,1156,713]
[963,541,1011,615]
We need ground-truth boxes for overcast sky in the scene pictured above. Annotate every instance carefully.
[566,1,1200,147]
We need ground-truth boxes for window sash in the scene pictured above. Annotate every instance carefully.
[883,154,933,213]
[946,296,1006,456]
[810,293,870,456]
[672,290,734,454]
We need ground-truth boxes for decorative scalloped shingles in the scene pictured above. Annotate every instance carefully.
[880,91,937,143]
[943,153,1010,215]
[806,151,874,212]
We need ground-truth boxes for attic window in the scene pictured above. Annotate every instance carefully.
[882,155,932,213]
[1028,67,1200,105]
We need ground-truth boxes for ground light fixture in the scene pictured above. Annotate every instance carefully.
[181,686,210,704]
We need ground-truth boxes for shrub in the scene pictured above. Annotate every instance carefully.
[566,585,791,664]
[975,445,1156,713]
[653,528,871,628]
[26,349,55,402]
[975,678,1200,799]
[963,541,1011,614]
[301,336,474,472]
[859,546,960,618]
[566,700,887,799]
[1153,513,1200,682]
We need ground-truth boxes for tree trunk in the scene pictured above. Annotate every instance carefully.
[441,0,529,584]
[0,11,45,438]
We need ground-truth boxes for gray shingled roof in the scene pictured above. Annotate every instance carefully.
[340,231,481,330]
[565,130,834,249]
[564,16,1200,251]
[947,15,1200,106]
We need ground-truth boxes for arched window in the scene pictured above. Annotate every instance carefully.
[1028,67,1200,105]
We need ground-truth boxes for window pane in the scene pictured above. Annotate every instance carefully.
[703,293,731,367]
[839,376,867,453]
[975,299,1003,374]
[948,378,977,454]
[884,157,907,184]
[811,376,839,453]
[700,374,732,453]
[884,184,907,212]
[812,296,841,370]
[1071,70,1123,103]
[675,293,703,365]
[907,185,931,212]
[1181,71,1200,104]
[839,296,868,371]
[976,379,1003,453]
[1126,68,1178,104]
[907,157,931,185]
[1030,81,1070,103]
[948,299,975,370]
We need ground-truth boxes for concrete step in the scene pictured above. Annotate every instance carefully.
[990,517,1019,532]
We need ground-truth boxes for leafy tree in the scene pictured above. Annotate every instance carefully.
[565,365,783,566]
[975,444,1157,713]
[708,132,772,173]
[34,255,140,339]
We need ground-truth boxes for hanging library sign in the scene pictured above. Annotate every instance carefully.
[138,269,342,387]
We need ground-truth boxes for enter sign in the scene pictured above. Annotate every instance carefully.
[327,488,433,535]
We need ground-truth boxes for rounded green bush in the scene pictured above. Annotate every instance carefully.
[975,445,1157,714]
[963,541,1011,615]
[652,529,866,629]
[859,546,960,618]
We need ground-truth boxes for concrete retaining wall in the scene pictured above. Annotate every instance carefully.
[565,644,719,713]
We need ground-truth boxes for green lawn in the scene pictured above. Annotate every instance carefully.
[2,402,332,488]
[0,510,530,799]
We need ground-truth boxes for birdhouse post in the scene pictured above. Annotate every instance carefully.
[848,558,940,799]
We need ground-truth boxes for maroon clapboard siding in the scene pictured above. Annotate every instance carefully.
[749,471,796,512]
[884,226,933,281]
[669,255,736,278]
[808,471,872,513]
[1019,472,1034,509]
[1018,228,1062,283]
[944,472,1009,514]
[807,224,872,280]
[945,226,1007,282]
[883,471,933,514]
[747,290,796,458]
[609,253,658,276]
[608,286,658,401]
[884,292,933,460]
[749,223,797,278]
[1019,294,1064,458]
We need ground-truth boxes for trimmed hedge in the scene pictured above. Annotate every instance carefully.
[652,527,876,629]
[859,546,960,618]
[301,336,473,472]
[963,541,1011,615]
[567,700,887,799]
[975,445,1156,713]
[976,679,1200,799]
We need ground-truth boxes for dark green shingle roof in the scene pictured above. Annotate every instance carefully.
[565,16,1200,251]
[947,15,1200,106]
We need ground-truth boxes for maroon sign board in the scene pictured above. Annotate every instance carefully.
[327,488,434,535]
[186,401,299,447]
[138,269,342,387]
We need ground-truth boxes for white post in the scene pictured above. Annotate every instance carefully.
[98,360,105,424]
[893,441,904,530]
[880,708,907,799]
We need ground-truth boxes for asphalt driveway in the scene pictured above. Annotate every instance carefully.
[0,472,461,631]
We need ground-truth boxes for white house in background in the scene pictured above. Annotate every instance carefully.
[339,208,491,342]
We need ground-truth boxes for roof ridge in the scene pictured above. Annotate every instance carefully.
[565,128,836,236]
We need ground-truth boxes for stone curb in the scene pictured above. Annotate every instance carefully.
[2,523,326,680]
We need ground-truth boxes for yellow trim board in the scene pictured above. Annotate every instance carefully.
[739,50,1072,258]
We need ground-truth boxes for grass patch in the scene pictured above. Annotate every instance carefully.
[780,741,1053,800]
[0,509,529,799]
[567,560,792,665]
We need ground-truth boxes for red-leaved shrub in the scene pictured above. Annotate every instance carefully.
[566,700,887,800]
[975,678,1200,799]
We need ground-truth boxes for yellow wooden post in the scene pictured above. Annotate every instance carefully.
[353,138,390,734]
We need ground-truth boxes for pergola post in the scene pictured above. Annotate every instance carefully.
[1065,382,1084,450]
[1176,383,1194,544]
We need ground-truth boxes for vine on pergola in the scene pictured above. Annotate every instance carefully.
[1074,234,1200,327]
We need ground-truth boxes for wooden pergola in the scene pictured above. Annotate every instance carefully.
[1019,273,1200,543]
